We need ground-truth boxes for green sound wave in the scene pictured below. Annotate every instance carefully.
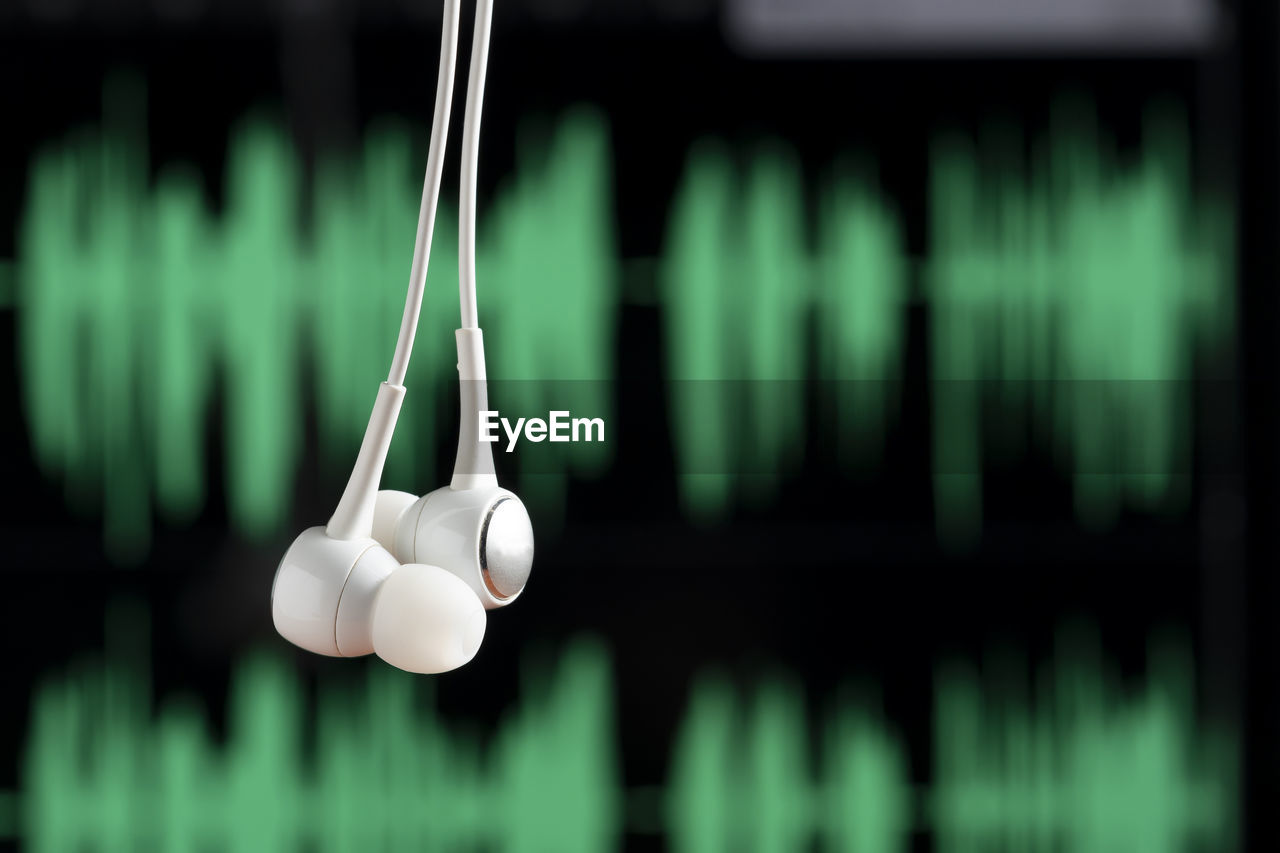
[926,101,1232,543]
[931,631,1235,852]
[668,674,912,852]
[21,634,619,851]
[662,146,907,517]
[8,86,1234,558]
[660,100,1233,541]
[14,86,616,562]
[8,622,1236,851]
[666,635,1234,852]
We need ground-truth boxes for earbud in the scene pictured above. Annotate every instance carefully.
[271,525,485,673]
[271,383,487,674]
[373,484,534,609]
[371,561,487,672]
[372,326,534,609]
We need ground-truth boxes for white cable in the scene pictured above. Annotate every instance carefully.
[458,0,495,330]
[387,0,463,387]
[328,0,462,539]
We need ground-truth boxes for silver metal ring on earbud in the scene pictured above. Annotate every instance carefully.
[478,497,534,600]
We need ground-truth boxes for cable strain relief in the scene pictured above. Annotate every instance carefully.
[452,328,499,490]
[327,382,407,540]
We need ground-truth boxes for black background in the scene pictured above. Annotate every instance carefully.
[0,0,1275,849]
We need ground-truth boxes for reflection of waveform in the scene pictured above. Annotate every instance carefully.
[20,632,620,851]
[661,100,1233,544]
[8,625,1236,850]
[667,634,1235,852]
[668,674,912,851]
[931,630,1235,852]
[14,86,615,562]
[9,86,1235,561]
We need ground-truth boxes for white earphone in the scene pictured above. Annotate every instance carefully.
[271,0,532,675]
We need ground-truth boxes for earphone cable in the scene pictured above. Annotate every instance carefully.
[387,0,463,387]
[458,0,494,330]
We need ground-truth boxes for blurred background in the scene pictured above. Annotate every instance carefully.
[1,0,1276,849]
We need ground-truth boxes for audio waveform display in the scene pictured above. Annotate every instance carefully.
[14,85,615,562]
[929,631,1234,851]
[7,627,1236,850]
[8,87,1234,558]
[926,102,1232,542]
[661,100,1233,542]
[20,633,619,851]
[661,145,908,518]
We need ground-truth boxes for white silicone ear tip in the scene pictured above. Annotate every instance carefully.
[372,490,419,554]
[371,563,486,674]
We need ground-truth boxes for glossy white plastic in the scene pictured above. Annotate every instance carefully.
[271,0,519,676]
[327,383,406,540]
[271,526,375,657]
[372,489,418,555]
[452,328,498,490]
[372,564,487,673]
[392,484,534,609]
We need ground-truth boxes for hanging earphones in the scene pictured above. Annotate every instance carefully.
[372,0,533,609]
[370,329,535,610]
[271,0,528,675]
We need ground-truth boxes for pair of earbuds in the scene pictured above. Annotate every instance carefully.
[271,0,532,674]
